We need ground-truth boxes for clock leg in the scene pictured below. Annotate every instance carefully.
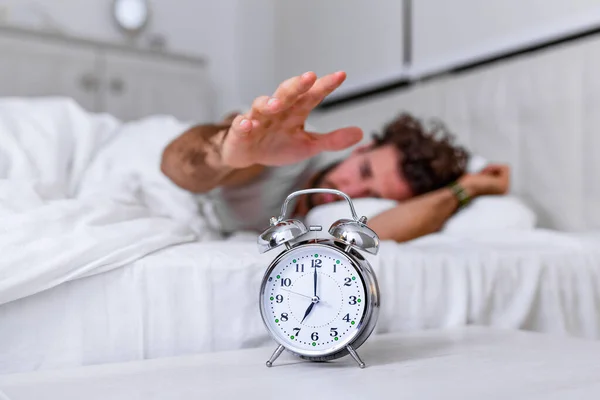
[346,345,366,369]
[266,344,285,367]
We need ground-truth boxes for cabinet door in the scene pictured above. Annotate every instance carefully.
[0,34,99,111]
[101,51,212,123]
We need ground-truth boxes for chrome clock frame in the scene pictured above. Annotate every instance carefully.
[259,239,380,368]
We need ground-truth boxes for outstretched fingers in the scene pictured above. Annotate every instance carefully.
[270,72,317,111]
[228,71,349,144]
[299,71,347,111]
[246,95,278,121]
[306,126,364,154]
[246,72,316,121]
[228,113,260,138]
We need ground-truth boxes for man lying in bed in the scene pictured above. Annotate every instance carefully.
[161,71,510,242]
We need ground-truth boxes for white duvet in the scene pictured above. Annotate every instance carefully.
[0,97,221,306]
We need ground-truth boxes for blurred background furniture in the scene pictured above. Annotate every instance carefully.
[0,25,212,123]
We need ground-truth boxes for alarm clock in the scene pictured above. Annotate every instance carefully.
[257,188,381,369]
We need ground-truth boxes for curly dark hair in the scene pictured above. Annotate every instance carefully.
[372,113,470,196]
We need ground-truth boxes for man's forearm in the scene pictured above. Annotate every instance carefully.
[160,123,264,193]
[367,187,461,243]
[367,166,510,242]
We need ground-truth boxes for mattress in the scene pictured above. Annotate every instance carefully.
[2,229,600,375]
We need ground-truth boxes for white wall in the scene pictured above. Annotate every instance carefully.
[234,0,276,108]
[412,0,600,77]
[273,0,600,95]
[0,0,241,117]
[273,0,405,99]
[4,1,600,119]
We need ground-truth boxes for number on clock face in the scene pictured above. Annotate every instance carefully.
[262,245,366,354]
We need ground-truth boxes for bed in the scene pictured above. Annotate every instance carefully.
[3,31,600,375]
[2,228,600,375]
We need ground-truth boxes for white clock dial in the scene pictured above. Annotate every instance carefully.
[261,244,366,356]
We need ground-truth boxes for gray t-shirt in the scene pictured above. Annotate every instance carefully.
[197,156,325,234]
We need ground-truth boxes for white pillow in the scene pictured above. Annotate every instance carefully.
[440,195,537,232]
[304,195,537,234]
[304,197,398,228]
[466,154,489,173]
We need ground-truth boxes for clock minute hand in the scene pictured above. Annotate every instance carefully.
[313,262,318,297]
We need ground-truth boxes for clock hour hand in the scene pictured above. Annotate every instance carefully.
[300,302,315,324]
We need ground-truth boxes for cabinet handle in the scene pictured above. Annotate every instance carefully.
[80,73,99,92]
[110,78,125,95]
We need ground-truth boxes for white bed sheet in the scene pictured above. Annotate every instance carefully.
[2,229,600,375]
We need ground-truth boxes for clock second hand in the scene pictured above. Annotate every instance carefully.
[281,288,330,307]
[281,288,312,300]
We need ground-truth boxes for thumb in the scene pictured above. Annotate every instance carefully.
[308,127,363,153]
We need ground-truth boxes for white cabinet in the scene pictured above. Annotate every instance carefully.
[0,35,98,111]
[0,26,212,123]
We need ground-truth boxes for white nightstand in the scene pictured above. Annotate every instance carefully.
[1,327,599,399]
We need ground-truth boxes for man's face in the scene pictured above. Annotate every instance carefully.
[307,144,414,208]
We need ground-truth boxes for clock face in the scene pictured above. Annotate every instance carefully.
[260,244,367,356]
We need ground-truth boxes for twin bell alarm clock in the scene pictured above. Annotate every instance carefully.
[257,188,381,369]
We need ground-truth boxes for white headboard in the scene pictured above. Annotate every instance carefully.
[309,35,600,232]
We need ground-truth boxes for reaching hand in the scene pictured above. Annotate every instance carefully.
[459,164,511,197]
[220,71,364,169]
